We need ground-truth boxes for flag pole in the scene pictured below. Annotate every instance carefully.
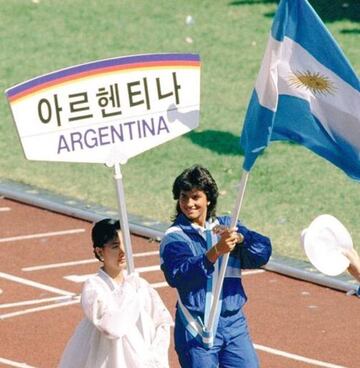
[206,169,249,333]
[113,162,135,274]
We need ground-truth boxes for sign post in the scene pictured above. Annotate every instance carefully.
[206,170,249,333]
[113,161,135,274]
[6,53,201,274]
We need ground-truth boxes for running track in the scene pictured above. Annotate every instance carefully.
[0,197,359,368]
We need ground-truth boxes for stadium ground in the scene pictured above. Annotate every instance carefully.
[0,194,359,367]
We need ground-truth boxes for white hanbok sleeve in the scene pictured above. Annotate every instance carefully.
[139,279,174,368]
[81,276,141,340]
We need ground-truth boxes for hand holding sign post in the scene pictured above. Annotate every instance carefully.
[6,53,201,274]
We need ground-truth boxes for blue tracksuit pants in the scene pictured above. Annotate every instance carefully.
[174,308,259,368]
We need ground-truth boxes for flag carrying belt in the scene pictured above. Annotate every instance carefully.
[175,225,222,348]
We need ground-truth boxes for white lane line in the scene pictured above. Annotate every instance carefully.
[136,264,160,273]
[23,259,97,271]
[0,357,36,368]
[0,228,85,243]
[64,265,161,283]
[0,280,165,320]
[0,297,80,320]
[0,281,168,310]
[0,207,11,212]
[254,344,347,368]
[22,250,160,271]
[243,270,264,275]
[0,281,168,311]
[133,250,159,257]
[0,295,78,309]
[64,274,94,283]
[0,272,75,296]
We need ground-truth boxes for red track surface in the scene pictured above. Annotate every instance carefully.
[0,197,359,368]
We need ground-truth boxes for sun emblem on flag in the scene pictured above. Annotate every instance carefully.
[288,70,336,95]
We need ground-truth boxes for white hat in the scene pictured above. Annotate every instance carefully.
[300,214,353,276]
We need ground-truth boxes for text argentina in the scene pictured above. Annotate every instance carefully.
[57,115,170,154]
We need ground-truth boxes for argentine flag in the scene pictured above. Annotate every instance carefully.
[240,0,360,180]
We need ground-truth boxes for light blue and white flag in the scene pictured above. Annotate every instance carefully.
[240,0,360,180]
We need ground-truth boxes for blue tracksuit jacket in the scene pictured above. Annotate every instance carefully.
[160,214,272,317]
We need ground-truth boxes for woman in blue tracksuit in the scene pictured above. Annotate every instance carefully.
[160,165,272,368]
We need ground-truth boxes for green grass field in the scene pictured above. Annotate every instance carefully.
[1,0,359,261]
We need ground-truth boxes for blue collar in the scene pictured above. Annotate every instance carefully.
[173,214,199,235]
[173,214,218,235]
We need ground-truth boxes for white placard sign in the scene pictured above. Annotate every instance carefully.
[6,53,201,164]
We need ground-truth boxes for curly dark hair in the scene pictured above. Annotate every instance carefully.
[172,165,219,221]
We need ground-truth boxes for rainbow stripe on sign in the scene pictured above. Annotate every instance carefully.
[6,53,200,103]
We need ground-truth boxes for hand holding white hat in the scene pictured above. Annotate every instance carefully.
[342,248,360,282]
[300,214,353,276]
